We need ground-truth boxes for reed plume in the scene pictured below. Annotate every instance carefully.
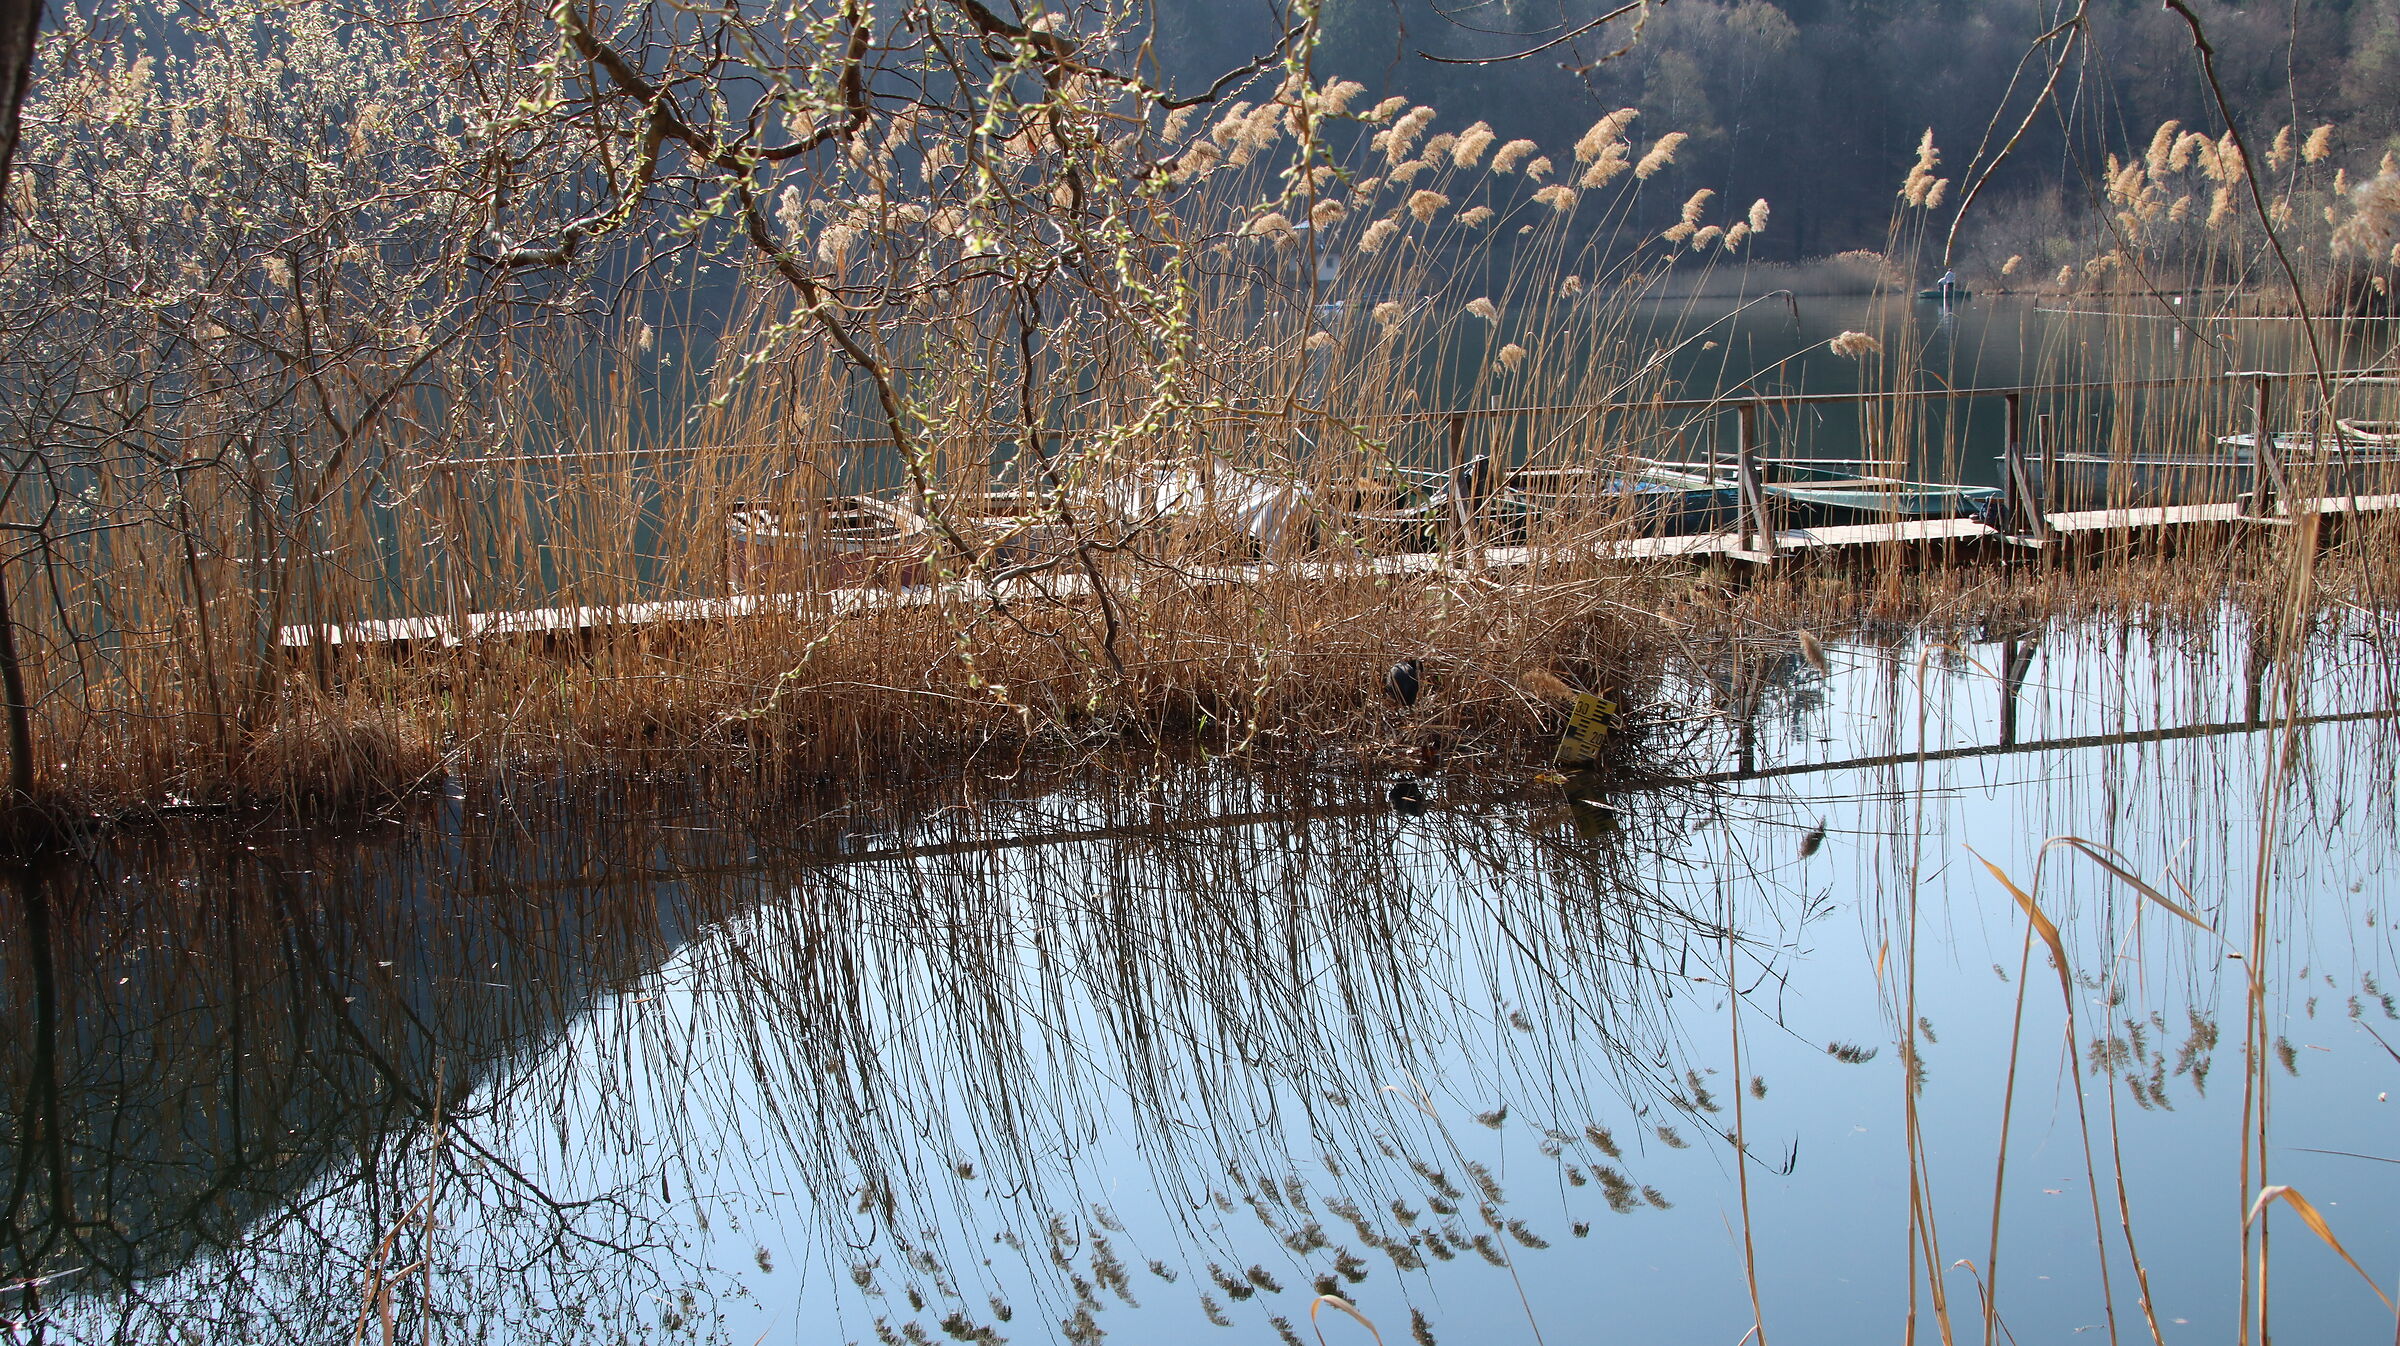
[1634,133,1687,180]
[1451,121,1495,167]
[1490,139,1538,174]
[1828,330,1882,358]
[1579,141,1631,189]
[1572,108,1638,163]
[2145,120,2180,179]
[1900,129,1941,206]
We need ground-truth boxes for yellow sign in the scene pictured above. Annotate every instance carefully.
[1556,692,1620,766]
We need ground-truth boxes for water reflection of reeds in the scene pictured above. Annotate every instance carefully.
[0,754,1746,1341]
[1,605,2395,1342]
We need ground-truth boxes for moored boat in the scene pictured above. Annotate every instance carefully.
[1093,455,1315,556]
[1764,462,2001,521]
[1640,457,2000,527]
[726,495,931,592]
[1505,465,1741,535]
[2042,425,2400,509]
[926,489,1080,567]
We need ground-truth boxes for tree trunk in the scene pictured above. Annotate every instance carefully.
[0,1,42,819]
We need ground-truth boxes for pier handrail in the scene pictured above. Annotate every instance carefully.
[424,364,2400,475]
[1211,364,2400,425]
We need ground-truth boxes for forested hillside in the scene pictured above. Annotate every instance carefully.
[1156,0,2400,261]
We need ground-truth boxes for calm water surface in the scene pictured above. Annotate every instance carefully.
[4,606,2399,1343]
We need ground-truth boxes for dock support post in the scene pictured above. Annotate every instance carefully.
[2001,393,2022,533]
[1444,412,1481,557]
[2000,393,2048,542]
[436,466,476,647]
[1999,634,2035,747]
[2249,375,2289,519]
[2036,412,2056,515]
[1735,401,1776,559]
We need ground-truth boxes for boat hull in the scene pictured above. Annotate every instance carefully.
[1505,470,1742,538]
[1644,461,1999,529]
[726,499,931,593]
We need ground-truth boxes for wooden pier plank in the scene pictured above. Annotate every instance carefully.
[284,492,2400,651]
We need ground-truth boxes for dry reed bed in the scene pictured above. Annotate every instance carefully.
[13,75,2400,826]
[53,515,2376,830]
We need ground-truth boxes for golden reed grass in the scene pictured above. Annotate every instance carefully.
[7,93,2399,827]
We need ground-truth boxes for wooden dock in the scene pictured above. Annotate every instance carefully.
[280,491,2400,653]
[282,363,2400,653]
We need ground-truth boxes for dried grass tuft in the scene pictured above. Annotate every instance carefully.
[1519,669,1574,703]
[239,703,436,810]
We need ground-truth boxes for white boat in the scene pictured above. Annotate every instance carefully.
[2214,422,2400,456]
[2045,426,2400,509]
[1093,455,1315,555]
[1642,458,2000,523]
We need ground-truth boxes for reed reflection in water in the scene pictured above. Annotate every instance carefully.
[2,602,2398,1344]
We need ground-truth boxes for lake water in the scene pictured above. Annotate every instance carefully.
[423,291,2399,622]
[5,601,2397,1343]
[1626,291,2397,490]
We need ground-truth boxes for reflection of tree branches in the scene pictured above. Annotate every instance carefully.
[0,745,1829,1340]
[0,808,725,1342]
[1417,0,1653,72]
[629,761,1788,1314]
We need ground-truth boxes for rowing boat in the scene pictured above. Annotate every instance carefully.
[2044,430,2400,508]
[1642,458,2000,526]
[725,495,931,592]
[1767,464,2001,520]
[1504,466,1740,535]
